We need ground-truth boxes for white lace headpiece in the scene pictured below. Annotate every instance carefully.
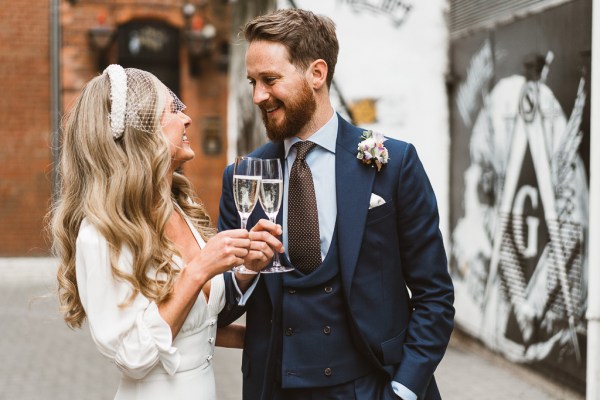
[103,64,186,139]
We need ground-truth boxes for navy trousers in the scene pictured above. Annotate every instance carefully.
[270,371,401,400]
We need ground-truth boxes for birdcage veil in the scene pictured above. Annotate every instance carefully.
[103,64,186,139]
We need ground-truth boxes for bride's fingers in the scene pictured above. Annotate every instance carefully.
[229,246,250,258]
[215,236,250,251]
[228,238,252,249]
[223,229,252,238]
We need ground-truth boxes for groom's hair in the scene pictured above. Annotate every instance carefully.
[243,8,339,89]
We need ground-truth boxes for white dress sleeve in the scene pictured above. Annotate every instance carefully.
[75,220,180,379]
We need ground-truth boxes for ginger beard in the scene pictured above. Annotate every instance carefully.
[259,77,317,142]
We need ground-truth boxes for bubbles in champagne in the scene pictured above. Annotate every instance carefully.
[259,179,283,216]
[233,175,261,217]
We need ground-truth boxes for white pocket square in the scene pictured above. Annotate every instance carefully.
[369,193,386,209]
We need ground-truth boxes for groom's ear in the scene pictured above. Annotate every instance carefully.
[307,59,328,90]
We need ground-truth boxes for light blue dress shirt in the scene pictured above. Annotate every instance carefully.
[282,110,338,259]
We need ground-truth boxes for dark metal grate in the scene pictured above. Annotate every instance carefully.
[449,0,572,37]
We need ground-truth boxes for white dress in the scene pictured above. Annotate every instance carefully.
[75,217,225,400]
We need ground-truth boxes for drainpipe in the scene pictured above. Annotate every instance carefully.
[586,2,600,399]
[50,0,62,202]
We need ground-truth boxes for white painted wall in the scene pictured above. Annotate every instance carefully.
[279,0,451,243]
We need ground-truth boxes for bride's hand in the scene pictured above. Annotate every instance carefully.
[186,229,251,281]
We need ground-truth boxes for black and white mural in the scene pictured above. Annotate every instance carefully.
[449,0,591,389]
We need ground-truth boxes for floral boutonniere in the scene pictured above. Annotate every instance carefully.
[356,130,389,172]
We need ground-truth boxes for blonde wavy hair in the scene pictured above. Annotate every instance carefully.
[50,69,215,329]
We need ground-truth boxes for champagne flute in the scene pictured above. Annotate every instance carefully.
[259,159,293,273]
[232,156,262,274]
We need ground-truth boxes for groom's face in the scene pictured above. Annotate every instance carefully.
[246,40,316,142]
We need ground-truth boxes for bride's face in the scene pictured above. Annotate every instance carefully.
[161,95,194,170]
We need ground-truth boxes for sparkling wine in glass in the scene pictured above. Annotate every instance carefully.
[259,159,293,273]
[232,156,262,274]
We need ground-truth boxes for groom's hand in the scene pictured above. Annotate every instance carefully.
[244,219,284,272]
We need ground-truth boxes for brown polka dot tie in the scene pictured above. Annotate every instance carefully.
[288,141,321,274]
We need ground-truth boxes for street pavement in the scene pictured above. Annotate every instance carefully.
[0,258,586,400]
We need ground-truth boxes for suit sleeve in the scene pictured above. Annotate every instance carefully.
[394,144,455,397]
[217,164,248,327]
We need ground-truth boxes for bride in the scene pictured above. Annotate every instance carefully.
[50,65,282,399]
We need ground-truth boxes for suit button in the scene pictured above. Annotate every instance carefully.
[288,288,296,294]
[324,286,333,293]
[323,326,331,335]
[324,367,332,376]
[285,327,294,336]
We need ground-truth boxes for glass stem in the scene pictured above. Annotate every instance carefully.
[239,215,248,268]
[270,216,282,267]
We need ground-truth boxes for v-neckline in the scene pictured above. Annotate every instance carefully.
[172,203,210,304]
[173,203,206,251]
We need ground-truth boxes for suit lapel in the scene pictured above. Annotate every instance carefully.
[335,117,376,298]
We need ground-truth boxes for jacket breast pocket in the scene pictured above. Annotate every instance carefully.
[366,200,394,225]
[380,329,406,365]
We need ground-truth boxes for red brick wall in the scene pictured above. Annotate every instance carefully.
[0,1,231,256]
[0,2,52,256]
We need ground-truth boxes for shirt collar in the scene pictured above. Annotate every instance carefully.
[284,109,338,158]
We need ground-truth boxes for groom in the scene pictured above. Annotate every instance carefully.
[218,8,454,400]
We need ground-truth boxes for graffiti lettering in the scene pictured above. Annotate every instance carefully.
[456,40,494,127]
[339,0,412,27]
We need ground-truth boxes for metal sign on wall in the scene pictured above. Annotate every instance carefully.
[449,0,591,391]
[117,20,181,95]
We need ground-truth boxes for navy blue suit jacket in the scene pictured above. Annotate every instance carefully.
[218,115,454,400]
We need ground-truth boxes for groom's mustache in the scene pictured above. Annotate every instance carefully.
[259,100,283,113]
